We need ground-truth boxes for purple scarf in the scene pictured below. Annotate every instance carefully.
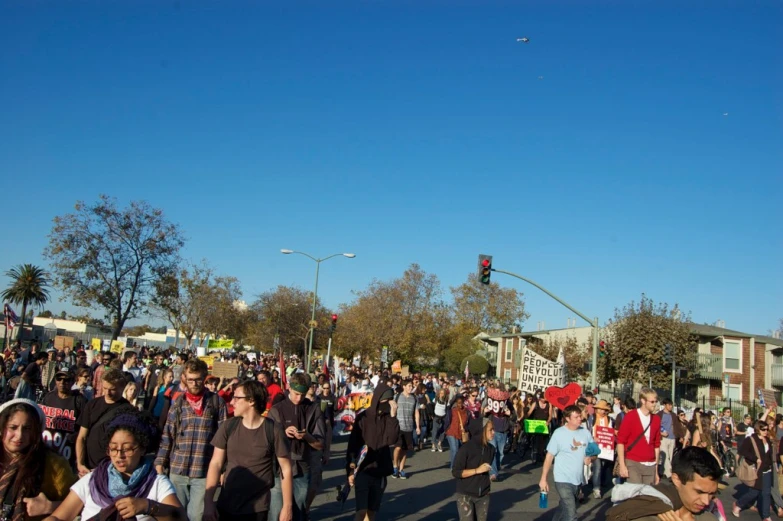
[87,457,158,521]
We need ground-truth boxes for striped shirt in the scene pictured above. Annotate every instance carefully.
[154,391,228,478]
[395,393,417,432]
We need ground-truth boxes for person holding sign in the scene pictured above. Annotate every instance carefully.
[590,399,615,499]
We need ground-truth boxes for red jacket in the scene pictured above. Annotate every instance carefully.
[616,408,661,464]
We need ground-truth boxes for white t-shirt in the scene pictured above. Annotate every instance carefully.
[72,472,177,521]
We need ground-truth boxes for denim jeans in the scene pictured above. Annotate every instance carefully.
[591,458,611,494]
[737,470,773,517]
[169,473,207,521]
[447,435,461,470]
[432,416,446,445]
[456,493,490,521]
[414,423,428,446]
[553,482,580,521]
[488,431,508,478]
[269,472,310,521]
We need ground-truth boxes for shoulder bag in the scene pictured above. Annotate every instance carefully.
[458,412,469,443]
[737,436,762,486]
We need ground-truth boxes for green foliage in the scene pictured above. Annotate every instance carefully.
[461,354,489,376]
[603,294,698,388]
[2,264,51,335]
[45,195,184,340]
[442,335,481,373]
[450,274,529,337]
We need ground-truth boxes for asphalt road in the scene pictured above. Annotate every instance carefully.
[309,436,770,520]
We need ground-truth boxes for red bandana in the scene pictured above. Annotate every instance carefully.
[185,391,205,416]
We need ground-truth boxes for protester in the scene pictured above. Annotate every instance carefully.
[155,359,228,521]
[452,419,495,521]
[75,369,135,476]
[616,388,661,485]
[392,379,420,480]
[538,405,596,521]
[143,353,168,409]
[267,373,325,521]
[205,380,293,521]
[733,419,774,519]
[445,395,470,471]
[41,370,87,468]
[431,388,449,453]
[657,398,684,480]
[0,399,76,520]
[607,446,722,521]
[72,367,94,401]
[44,412,185,521]
[591,399,614,499]
[148,367,175,428]
[345,382,400,521]
[527,394,552,465]
[92,352,113,399]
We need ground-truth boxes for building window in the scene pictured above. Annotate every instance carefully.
[723,339,741,372]
[723,383,741,400]
[505,339,513,362]
[504,368,511,381]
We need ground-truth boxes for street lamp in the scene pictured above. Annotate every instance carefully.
[280,249,355,372]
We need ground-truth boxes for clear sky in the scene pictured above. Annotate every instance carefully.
[1,1,781,335]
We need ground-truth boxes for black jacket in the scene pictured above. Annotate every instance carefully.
[739,434,774,490]
[346,382,400,478]
[452,418,495,498]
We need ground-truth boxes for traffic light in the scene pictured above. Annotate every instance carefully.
[478,254,493,285]
[599,340,606,357]
[330,314,338,333]
[664,344,673,364]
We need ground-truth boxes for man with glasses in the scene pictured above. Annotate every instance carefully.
[41,369,87,469]
[616,387,662,485]
[155,359,228,521]
[539,405,596,521]
[92,352,113,398]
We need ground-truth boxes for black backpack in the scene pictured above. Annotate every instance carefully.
[221,416,280,476]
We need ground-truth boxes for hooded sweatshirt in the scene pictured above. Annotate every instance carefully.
[452,417,495,498]
[606,482,717,521]
[346,382,400,478]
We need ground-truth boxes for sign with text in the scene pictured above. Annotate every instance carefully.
[594,425,615,461]
[517,347,565,393]
[91,338,102,351]
[759,388,778,409]
[208,339,234,348]
[54,336,74,350]
[524,419,549,434]
[110,340,124,354]
[199,356,214,369]
[391,360,402,374]
[401,365,410,378]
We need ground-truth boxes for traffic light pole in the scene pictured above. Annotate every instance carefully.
[491,269,601,391]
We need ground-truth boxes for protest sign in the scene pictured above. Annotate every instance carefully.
[91,338,102,351]
[335,392,374,436]
[439,372,447,380]
[102,339,111,351]
[486,388,510,416]
[759,388,779,409]
[401,365,410,378]
[207,339,234,348]
[110,340,124,354]
[524,419,549,434]
[517,347,564,393]
[594,425,615,460]
[54,336,74,350]
[199,356,214,370]
[391,360,402,374]
[211,361,238,380]
[544,383,582,411]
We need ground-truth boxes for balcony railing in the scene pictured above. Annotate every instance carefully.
[695,353,723,381]
[772,364,783,387]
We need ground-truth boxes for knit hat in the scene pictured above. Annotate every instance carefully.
[0,398,46,425]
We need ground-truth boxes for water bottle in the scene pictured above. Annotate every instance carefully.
[539,491,548,509]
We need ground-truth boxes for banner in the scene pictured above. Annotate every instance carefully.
[517,347,565,393]
[594,425,615,460]
[110,340,124,354]
[524,419,549,434]
[335,392,374,436]
[211,361,238,380]
[208,339,234,348]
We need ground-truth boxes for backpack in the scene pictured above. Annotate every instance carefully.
[172,392,223,440]
[221,416,280,477]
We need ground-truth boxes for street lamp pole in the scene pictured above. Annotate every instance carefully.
[281,249,355,373]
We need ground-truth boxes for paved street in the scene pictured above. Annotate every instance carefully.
[310,436,767,520]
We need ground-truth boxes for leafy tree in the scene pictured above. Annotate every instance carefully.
[333,264,451,365]
[461,354,489,376]
[450,275,529,337]
[152,261,217,347]
[45,195,184,340]
[247,285,331,356]
[2,264,51,338]
[70,313,107,327]
[526,335,591,382]
[441,335,481,374]
[39,310,54,318]
[602,294,697,388]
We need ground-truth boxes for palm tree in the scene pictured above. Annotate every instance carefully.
[2,264,51,340]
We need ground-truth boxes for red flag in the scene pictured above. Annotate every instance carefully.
[323,356,331,377]
[279,350,288,390]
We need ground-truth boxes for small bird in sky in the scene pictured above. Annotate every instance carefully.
[517,37,530,43]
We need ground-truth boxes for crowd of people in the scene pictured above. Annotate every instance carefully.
[0,339,782,521]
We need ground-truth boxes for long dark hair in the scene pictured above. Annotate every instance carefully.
[0,403,47,497]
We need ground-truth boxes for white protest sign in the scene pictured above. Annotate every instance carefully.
[516,347,564,393]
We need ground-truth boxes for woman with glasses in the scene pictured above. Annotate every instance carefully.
[44,411,185,521]
[464,389,482,421]
[733,420,774,521]
[72,368,94,401]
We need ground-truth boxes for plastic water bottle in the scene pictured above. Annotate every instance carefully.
[539,491,548,509]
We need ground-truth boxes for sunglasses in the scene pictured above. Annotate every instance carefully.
[55,376,73,382]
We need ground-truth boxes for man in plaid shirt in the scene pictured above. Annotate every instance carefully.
[155,358,228,521]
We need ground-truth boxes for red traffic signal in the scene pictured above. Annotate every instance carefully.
[599,341,606,357]
[478,254,493,285]
[331,314,338,323]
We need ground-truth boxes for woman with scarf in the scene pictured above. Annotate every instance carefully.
[0,398,75,521]
[452,419,495,521]
[346,382,400,521]
[44,412,184,521]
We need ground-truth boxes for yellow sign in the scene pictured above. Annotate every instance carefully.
[199,356,214,369]
[391,360,402,374]
[207,339,234,348]
[110,340,124,354]
[91,338,102,351]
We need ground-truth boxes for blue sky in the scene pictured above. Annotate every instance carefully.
[1,1,781,335]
